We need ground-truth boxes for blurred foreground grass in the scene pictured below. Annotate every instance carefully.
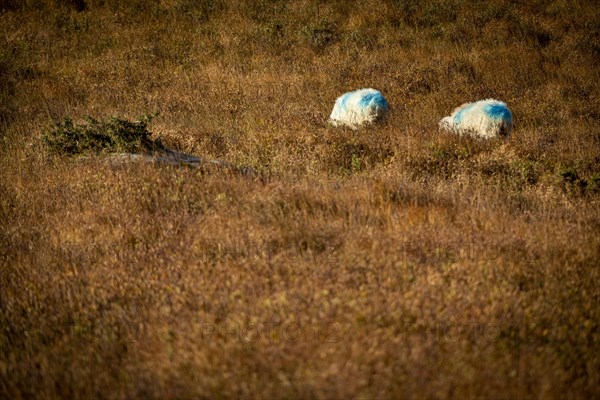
[1,1,599,398]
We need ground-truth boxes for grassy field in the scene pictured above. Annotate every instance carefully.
[1,0,599,398]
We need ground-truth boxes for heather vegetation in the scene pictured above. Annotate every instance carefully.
[42,114,164,156]
[1,0,599,398]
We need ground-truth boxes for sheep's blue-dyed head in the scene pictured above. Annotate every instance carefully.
[484,103,513,123]
[358,91,388,110]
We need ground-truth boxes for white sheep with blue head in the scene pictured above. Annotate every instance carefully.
[439,99,513,139]
[329,88,389,129]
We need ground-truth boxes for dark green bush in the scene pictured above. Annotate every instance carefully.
[42,114,165,156]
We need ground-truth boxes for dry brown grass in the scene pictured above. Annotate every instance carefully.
[1,0,600,398]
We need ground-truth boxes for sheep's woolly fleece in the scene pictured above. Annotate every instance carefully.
[439,99,514,139]
[329,88,389,129]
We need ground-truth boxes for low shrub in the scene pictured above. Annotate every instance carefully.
[42,114,165,156]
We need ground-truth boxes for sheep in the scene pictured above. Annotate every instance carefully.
[329,88,389,129]
[439,99,513,139]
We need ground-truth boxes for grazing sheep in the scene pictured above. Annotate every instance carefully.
[329,88,389,129]
[439,99,513,139]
